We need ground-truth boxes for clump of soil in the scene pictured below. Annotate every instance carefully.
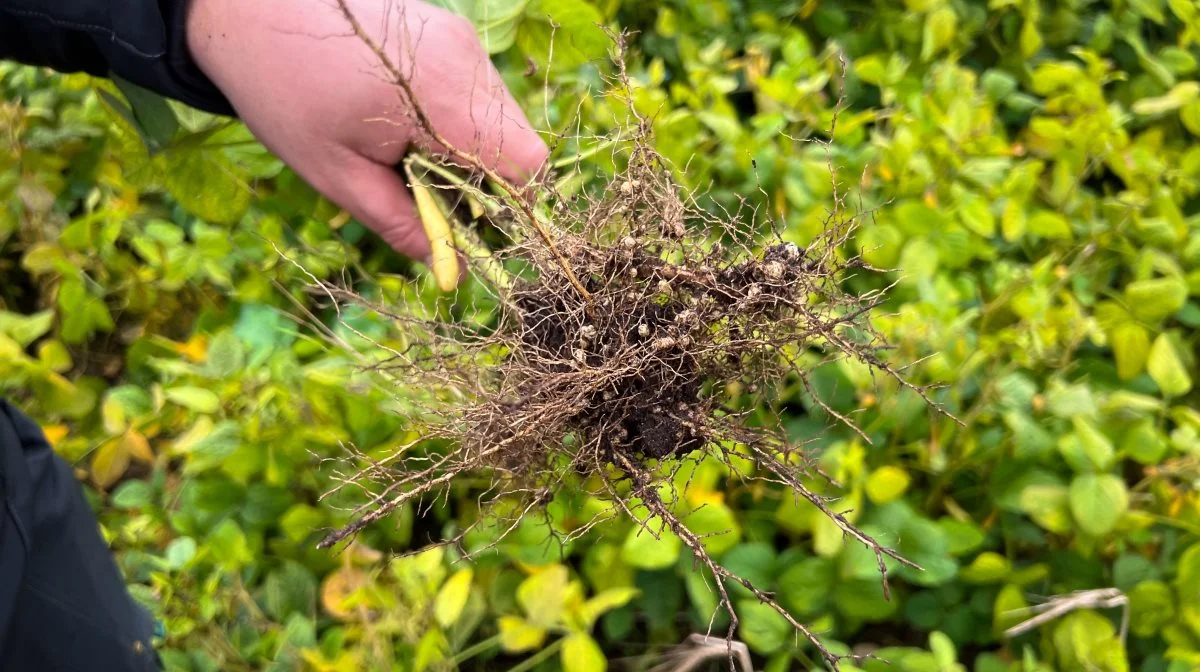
[314,10,950,668]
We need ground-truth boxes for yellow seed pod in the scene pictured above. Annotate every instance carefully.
[406,162,459,293]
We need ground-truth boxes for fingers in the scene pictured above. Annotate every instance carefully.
[472,83,550,184]
[321,155,432,261]
[409,16,550,184]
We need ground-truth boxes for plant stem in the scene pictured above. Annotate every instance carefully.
[409,153,504,217]
[451,633,502,665]
[506,638,564,672]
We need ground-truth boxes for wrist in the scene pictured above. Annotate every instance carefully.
[158,0,236,116]
[183,0,217,79]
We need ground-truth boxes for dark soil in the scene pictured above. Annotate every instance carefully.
[511,241,810,462]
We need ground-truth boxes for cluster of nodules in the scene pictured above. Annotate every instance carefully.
[509,237,812,462]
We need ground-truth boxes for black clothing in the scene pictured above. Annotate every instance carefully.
[0,0,233,115]
[0,400,160,670]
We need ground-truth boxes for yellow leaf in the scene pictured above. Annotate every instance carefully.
[347,540,383,565]
[434,568,474,627]
[122,428,155,463]
[92,438,130,488]
[562,632,607,672]
[41,424,69,447]
[300,648,361,672]
[171,416,214,455]
[175,334,208,362]
[518,564,569,628]
[321,567,368,621]
[866,466,912,504]
[687,488,726,508]
[498,615,546,652]
[414,629,450,672]
[578,587,640,628]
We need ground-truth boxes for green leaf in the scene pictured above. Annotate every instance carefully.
[101,386,154,434]
[938,518,985,556]
[854,54,888,85]
[414,629,449,672]
[858,223,903,268]
[993,583,1028,635]
[929,631,957,667]
[1110,322,1151,380]
[957,193,996,238]
[960,552,1011,583]
[1028,211,1072,239]
[736,599,791,654]
[0,310,54,347]
[1020,484,1073,534]
[834,578,898,620]
[236,303,294,366]
[1132,81,1200,116]
[111,480,153,509]
[263,561,317,621]
[207,519,252,570]
[1001,201,1026,241]
[1147,334,1193,397]
[1020,18,1042,57]
[280,504,326,544]
[777,557,834,617]
[898,238,939,284]
[205,330,246,378]
[562,633,606,672]
[1121,420,1169,465]
[517,0,609,69]
[1126,277,1187,322]
[1174,542,1200,608]
[621,525,681,570]
[721,542,777,600]
[431,0,530,53]
[1072,417,1116,471]
[164,536,197,570]
[161,138,253,224]
[57,279,114,344]
[111,75,180,153]
[1051,610,1128,672]
[182,420,241,473]
[1069,474,1129,537]
[682,501,741,556]
[921,7,957,61]
[1129,580,1175,638]
[165,386,221,413]
[434,568,474,627]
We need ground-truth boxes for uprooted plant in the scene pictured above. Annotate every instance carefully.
[303,3,954,668]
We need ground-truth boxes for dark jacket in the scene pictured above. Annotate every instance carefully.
[0,400,161,670]
[0,0,233,115]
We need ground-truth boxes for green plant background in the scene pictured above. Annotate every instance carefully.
[3,1,1200,671]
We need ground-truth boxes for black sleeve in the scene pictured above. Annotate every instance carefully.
[0,0,234,116]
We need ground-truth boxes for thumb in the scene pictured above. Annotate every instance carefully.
[323,156,433,262]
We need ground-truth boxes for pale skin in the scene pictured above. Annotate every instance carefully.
[185,0,549,264]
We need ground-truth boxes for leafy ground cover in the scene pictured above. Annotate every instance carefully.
[3,1,1200,671]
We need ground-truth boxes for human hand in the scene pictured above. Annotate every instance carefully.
[185,0,549,262]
